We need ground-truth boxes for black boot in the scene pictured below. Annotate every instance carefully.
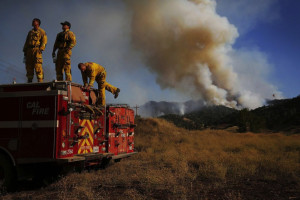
[114,88,120,99]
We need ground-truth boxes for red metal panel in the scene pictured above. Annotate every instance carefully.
[55,94,71,159]
[0,82,136,166]
[0,97,20,160]
[127,109,135,153]
[0,84,51,92]
[0,97,20,121]
[18,95,57,159]
[107,105,135,155]
[94,106,106,154]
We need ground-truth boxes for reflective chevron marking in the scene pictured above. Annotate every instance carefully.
[78,119,94,154]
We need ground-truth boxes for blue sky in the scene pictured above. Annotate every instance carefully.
[216,0,300,98]
[0,0,299,107]
[245,1,300,98]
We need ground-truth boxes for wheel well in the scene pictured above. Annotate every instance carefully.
[0,147,16,166]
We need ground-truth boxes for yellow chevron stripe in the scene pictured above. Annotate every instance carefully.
[79,140,86,154]
[86,120,94,133]
[82,127,87,136]
[85,139,91,147]
[87,131,93,143]
[77,119,95,154]
[86,120,94,144]
[80,119,86,126]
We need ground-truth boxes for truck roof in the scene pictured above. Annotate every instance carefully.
[0,81,83,93]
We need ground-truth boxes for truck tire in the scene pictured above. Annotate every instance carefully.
[0,154,17,192]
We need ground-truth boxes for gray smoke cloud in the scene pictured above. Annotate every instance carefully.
[125,0,281,109]
[0,0,281,108]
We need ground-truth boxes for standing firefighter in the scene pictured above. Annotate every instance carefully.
[23,18,47,83]
[52,21,76,81]
[78,62,120,106]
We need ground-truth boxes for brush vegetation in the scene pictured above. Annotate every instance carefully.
[2,118,300,199]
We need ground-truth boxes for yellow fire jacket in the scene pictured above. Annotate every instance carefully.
[81,62,106,87]
[23,27,47,52]
[53,29,76,50]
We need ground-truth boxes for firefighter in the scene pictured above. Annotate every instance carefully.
[78,62,120,106]
[23,18,47,83]
[52,21,76,81]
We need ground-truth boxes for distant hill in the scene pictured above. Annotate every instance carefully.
[139,100,206,117]
[159,96,300,133]
[160,105,237,130]
[253,96,300,132]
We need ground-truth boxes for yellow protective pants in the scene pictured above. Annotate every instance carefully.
[56,49,72,81]
[96,71,118,106]
[25,48,43,82]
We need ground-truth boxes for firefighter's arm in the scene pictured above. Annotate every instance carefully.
[67,32,76,50]
[40,31,47,51]
[23,32,30,55]
[52,34,59,57]
[88,68,96,87]
[81,71,88,86]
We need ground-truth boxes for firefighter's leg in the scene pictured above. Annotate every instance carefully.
[64,62,72,81]
[104,83,118,94]
[25,50,34,83]
[56,50,64,81]
[97,81,106,106]
[105,83,120,99]
[34,51,44,82]
[63,50,72,81]
[100,71,119,97]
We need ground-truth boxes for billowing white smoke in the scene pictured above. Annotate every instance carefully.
[125,0,280,109]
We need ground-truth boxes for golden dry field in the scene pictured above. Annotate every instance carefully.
[1,118,300,200]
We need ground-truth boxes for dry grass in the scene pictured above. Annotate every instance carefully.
[1,118,300,200]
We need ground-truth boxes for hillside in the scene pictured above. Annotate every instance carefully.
[254,96,300,132]
[160,96,300,133]
[1,118,300,199]
[139,100,205,117]
[160,105,237,130]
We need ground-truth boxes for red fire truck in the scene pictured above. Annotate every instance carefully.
[0,81,136,190]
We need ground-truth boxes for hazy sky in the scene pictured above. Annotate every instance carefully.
[0,0,299,107]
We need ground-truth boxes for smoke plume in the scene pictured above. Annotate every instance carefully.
[125,0,279,109]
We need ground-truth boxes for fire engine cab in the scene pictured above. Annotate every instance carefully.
[0,81,136,190]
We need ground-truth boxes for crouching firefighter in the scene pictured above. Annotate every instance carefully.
[23,18,47,83]
[78,62,120,106]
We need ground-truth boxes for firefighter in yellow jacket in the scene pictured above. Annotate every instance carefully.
[23,18,47,83]
[52,21,76,81]
[78,62,120,106]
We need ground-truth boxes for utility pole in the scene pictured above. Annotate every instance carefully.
[133,105,140,116]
